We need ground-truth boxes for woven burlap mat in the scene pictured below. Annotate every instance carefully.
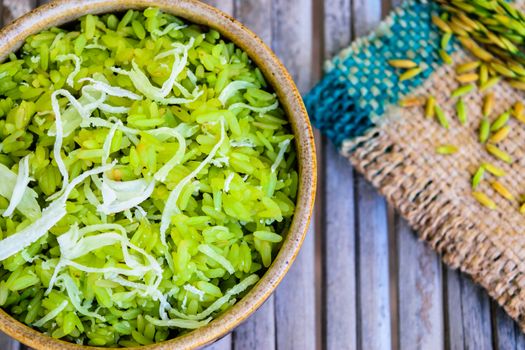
[304,0,525,330]
[340,47,525,329]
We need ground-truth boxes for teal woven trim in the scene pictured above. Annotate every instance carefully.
[304,0,455,147]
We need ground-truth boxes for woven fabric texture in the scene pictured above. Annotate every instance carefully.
[305,0,448,147]
[305,0,525,331]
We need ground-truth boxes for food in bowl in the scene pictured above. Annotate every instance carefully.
[0,8,298,347]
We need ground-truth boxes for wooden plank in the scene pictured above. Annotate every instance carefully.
[230,2,275,349]
[201,0,234,16]
[321,1,357,349]
[350,1,392,349]
[388,207,399,350]
[0,332,20,350]
[445,268,493,350]
[233,299,275,350]
[355,179,391,350]
[323,0,351,58]
[2,0,36,24]
[515,321,525,350]
[323,143,357,350]
[444,269,465,350]
[270,0,313,93]
[460,276,493,349]
[234,0,271,44]
[396,217,444,350]
[352,0,382,35]
[311,2,323,350]
[204,334,232,350]
[492,302,525,350]
[274,226,316,350]
[494,303,517,350]
[271,0,316,348]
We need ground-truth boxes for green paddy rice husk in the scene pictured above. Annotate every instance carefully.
[0,8,297,347]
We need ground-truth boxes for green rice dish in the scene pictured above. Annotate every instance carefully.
[0,8,297,347]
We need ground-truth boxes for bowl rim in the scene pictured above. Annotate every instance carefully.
[0,1,317,349]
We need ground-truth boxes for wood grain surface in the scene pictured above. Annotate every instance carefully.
[1,0,524,349]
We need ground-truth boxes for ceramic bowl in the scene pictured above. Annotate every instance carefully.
[0,1,316,349]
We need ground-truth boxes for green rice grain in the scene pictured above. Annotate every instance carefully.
[451,84,475,98]
[253,230,283,243]
[472,166,485,190]
[131,20,146,40]
[456,98,467,124]
[479,118,491,143]
[434,104,449,129]
[490,112,510,132]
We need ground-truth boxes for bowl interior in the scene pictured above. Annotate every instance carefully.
[0,1,316,349]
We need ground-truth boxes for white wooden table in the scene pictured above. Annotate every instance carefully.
[1,0,525,349]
